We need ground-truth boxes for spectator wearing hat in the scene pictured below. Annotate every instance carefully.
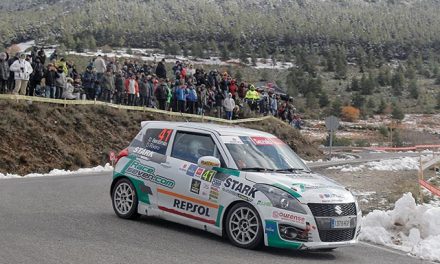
[9,53,33,95]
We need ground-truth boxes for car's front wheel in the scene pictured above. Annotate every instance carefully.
[112,178,139,219]
[225,202,263,249]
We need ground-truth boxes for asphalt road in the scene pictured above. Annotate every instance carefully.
[0,173,431,264]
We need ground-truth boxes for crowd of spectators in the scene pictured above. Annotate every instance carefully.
[0,47,302,127]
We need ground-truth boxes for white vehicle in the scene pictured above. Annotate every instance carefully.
[111,121,361,250]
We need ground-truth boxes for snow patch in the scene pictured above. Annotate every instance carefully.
[360,193,440,262]
[328,156,420,172]
[0,164,113,179]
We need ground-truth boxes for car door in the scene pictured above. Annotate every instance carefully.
[156,130,226,226]
[126,126,174,213]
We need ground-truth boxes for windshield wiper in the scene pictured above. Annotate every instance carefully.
[241,167,275,172]
[275,168,310,173]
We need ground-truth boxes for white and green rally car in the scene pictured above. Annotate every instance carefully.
[111,121,361,250]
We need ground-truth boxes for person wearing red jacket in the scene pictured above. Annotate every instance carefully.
[124,74,139,106]
[229,79,238,98]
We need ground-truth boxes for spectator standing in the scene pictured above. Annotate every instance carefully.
[0,53,9,93]
[245,85,260,111]
[124,75,139,106]
[215,89,224,118]
[82,66,96,100]
[7,53,17,92]
[229,79,238,98]
[101,70,115,102]
[42,63,58,98]
[154,78,169,110]
[94,55,106,99]
[9,53,33,95]
[186,82,197,114]
[223,92,235,120]
[114,71,124,104]
[37,48,46,64]
[176,79,187,113]
[155,58,167,79]
[139,75,149,107]
[29,58,44,96]
[55,65,66,99]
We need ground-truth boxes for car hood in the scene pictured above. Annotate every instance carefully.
[245,171,355,204]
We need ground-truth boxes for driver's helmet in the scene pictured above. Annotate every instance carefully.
[188,140,204,159]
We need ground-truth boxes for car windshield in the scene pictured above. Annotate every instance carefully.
[222,136,310,172]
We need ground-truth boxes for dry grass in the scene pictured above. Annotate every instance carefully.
[0,100,322,175]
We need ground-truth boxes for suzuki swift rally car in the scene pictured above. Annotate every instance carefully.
[111,121,361,250]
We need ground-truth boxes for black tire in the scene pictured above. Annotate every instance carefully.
[225,202,263,249]
[111,178,140,219]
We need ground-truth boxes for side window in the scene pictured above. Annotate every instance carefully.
[171,132,220,164]
[139,128,173,155]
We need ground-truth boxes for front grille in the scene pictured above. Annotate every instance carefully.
[308,203,356,217]
[318,228,356,242]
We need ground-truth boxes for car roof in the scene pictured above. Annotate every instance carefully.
[141,121,275,137]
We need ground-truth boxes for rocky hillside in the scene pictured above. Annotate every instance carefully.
[0,100,321,175]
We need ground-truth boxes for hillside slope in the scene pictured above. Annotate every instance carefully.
[0,100,321,175]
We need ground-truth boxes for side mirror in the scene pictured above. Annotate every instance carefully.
[197,156,221,169]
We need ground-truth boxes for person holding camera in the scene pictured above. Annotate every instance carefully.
[9,53,33,95]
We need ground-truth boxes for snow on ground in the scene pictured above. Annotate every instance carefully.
[360,192,440,262]
[305,154,357,164]
[0,164,113,179]
[16,40,35,53]
[327,156,422,172]
[67,49,294,70]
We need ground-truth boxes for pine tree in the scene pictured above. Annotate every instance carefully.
[319,91,330,107]
[377,98,387,114]
[331,98,342,117]
[334,47,347,80]
[377,67,391,86]
[325,53,334,72]
[352,93,365,108]
[89,36,97,50]
[251,51,257,66]
[220,43,229,61]
[405,65,416,79]
[351,78,360,91]
[191,41,204,59]
[391,72,405,96]
[391,102,405,120]
[436,92,440,109]
[408,79,419,99]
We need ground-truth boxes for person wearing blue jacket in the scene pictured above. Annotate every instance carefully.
[176,79,187,113]
[186,82,198,114]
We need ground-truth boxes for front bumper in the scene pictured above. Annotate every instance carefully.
[261,205,362,250]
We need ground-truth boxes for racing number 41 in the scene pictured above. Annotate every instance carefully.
[158,129,173,142]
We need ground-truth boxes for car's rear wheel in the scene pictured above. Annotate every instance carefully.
[112,178,139,219]
[225,202,263,249]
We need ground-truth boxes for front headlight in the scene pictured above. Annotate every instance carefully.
[255,184,307,214]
